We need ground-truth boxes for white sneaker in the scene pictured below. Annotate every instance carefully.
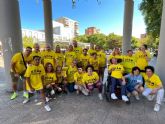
[50,90,55,95]
[135,95,140,100]
[98,93,103,100]
[147,95,155,101]
[122,95,129,102]
[44,104,51,112]
[23,99,30,104]
[154,104,160,112]
[111,93,118,100]
[46,97,50,102]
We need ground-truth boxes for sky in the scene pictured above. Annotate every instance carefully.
[19,0,146,38]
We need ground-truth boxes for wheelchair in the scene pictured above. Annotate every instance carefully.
[103,75,131,104]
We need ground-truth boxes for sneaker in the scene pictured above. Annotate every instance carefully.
[10,92,18,100]
[23,92,29,99]
[154,104,160,112]
[44,104,51,112]
[98,93,103,100]
[50,90,55,95]
[34,99,38,103]
[147,95,155,101]
[23,98,30,104]
[122,95,129,102]
[46,97,50,102]
[111,93,118,100]
[135,95,140,100]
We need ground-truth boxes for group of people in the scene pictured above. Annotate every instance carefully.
[10,41,164,112]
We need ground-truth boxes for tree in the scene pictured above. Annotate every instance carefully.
[139,0,163,38]
[22,36,34,48]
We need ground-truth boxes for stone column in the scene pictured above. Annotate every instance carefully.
[156,0,165,84]
[43,0,53,47]
[0,0,23,89]
[122,0,134,54]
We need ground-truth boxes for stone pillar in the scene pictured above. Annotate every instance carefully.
[156,0,165,84]
[122,0,134,54]
[0,0,23,88]
[43,0,53,47]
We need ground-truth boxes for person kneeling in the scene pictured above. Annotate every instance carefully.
[125,67,144,100]
[82,65,103,100]
[23,56,51,112]
[142,66,164,112]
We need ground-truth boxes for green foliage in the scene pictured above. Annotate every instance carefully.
[22,36,34,48]
[139,0,163,38]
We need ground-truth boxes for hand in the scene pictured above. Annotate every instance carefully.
[111,68,115,71]
[14,73,19,78]
[151,89,158,94]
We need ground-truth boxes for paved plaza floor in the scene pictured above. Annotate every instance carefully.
[0,57,165,124]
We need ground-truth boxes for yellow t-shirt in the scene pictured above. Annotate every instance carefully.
[74,47,82,61]
[97,51,106,67]
[67,66,77,83]
[29,51,42,64]
[56,71,67,84]
[74,72,84,85]
[41,50,55,67]
[65,51,77,66]
[122,55,136,73]
[144,74,162,89]
[24,64,45,90]
[54,52,64,67]
[89,57,100,71]
[44,73,57,86]
[135,50,150,70]
[11,52,26,74]
[80,54,90,69]
[82,72,99,85]
[88,49,96,56]
[108,64,124,79]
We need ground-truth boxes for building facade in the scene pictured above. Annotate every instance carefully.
[85,27,100,35]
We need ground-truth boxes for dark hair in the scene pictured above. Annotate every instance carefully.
[117,58,122,63]
[33,55,41,60]
[92,52,97,56]
[77,62,83,69]
[83,48,88,52]
[127,50,132,53]
[132,66,141,74]
[45,62,54,73]
[143,44,148,49]
[26,46,32,50]
[86,65,94,72]
[145,66,155,73]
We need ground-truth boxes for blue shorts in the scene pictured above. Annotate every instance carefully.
[126,83,138,93]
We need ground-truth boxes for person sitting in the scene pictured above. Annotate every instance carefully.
[142,66,164,112]
[74,65,89,96]
[82,65,103,100]
[125,66,144,100]
[108,58,129,102]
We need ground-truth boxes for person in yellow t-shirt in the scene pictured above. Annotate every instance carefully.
[73,40,83,62]
[108,47,123,65]
[108,58,129,102]
[10,46,32,100]
[135,44,151,72]
[79,48,90,70]
[67,60,78,92]
[29,43,42,64]
[56,66,68,94]
[88,42,96,56]
[82,65,103,100]
[41,43,56,68]
[122,50,136,74]
[65,45,77,67]
[24,56,51,112]
[44,63,61,100]
[95,45,106,81]
[74,65,89,96]
[142,66,164,112]
[54,45,64,68]
[89,52,100,74]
